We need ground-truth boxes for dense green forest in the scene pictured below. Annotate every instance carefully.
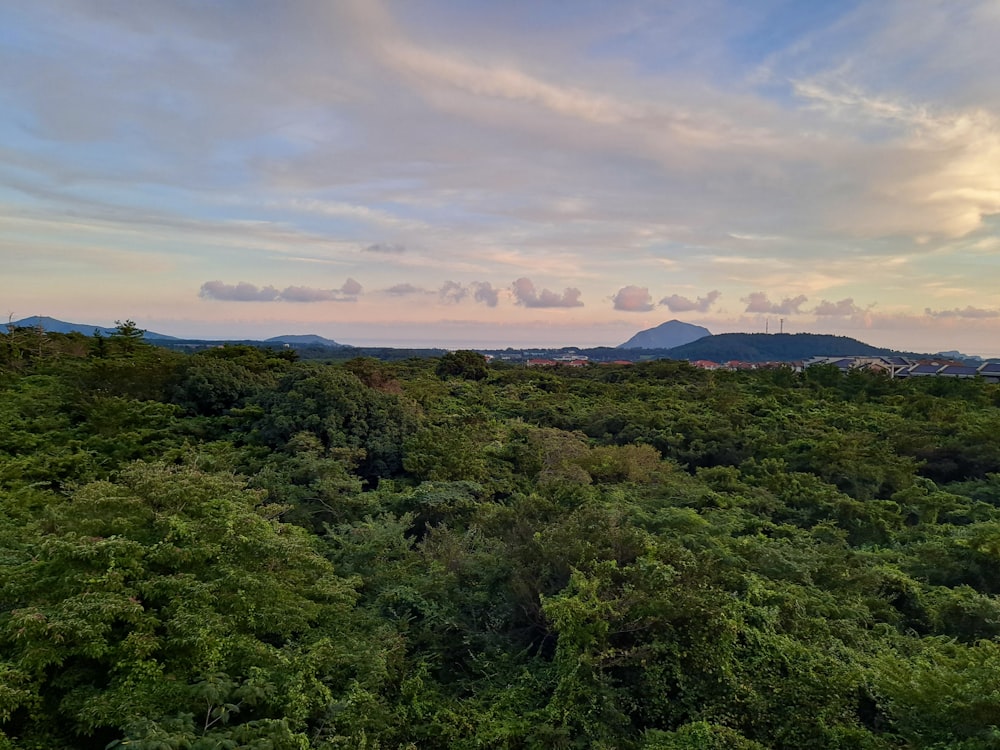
[4,323,1000,749]
[659,332,896,363]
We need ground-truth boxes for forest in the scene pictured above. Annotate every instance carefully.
[3,323,1000,749]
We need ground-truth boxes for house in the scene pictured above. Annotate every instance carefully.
[937,364,980,379]
[804,355,915,378]
[978,363,1000,382]
[904,363,945,378]
[690,360,720,370]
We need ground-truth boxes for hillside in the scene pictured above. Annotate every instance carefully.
[265,333,344,347]
[663,332,893,362]
[618,319,711,349]
[11,316,176,340]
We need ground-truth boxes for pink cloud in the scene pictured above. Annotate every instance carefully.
[612,285,654,312]
[660,290,720,312]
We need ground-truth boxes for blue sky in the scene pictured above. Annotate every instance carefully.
[2,0,1000,353]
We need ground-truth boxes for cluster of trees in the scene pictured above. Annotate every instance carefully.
[3,324,1000,748]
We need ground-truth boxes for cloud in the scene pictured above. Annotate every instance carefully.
[791,77,1000,240]
[199,281,280,302]
[11,0,1000,353]
[364,242,406,254]
[814,298,863,317]
[743,292,808,315]
[925,306,1000,319]
[385,282,424,295]
[419,280,501,306]
[439,280,467,304]
[472,281,499,307]
[512,277,583,308]
[660,290,721,312]
[612,285,654,312]
[280,285,342,302]
[348,0,635,128]
[340,277,363,295]
[199,279,361,303]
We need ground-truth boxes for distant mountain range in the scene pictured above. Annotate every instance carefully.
[618,319,711,349]
[7,316,983,363]
[10,316,177,340]
[7,317,349,348]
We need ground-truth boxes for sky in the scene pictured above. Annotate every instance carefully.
[2,1,1000,354]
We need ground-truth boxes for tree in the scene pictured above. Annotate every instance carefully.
[435,350,489,381]
[0,462,394,748]
[110,319,146,355]
[239,365,418,483]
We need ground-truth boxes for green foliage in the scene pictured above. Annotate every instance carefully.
[172,353,275,416]
[643,722,769,749]
[5,337,1000,747]
[0,463,391,747]
[435,350,489,381]
[875,638,1000,749]
[238,364,418,482]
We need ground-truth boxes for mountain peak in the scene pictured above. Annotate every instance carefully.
[618,320,711,349]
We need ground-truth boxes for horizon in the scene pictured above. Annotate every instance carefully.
[3,2,1000,357]
[12,313,997,358]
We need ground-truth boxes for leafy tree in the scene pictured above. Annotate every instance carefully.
[874,638,1000,749]
[238,365,418,483]
[0,463,394,748]
[435,350,489,381]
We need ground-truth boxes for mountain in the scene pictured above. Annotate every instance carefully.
[618,319,711,349]
[662,332,894,362]
[936,350,983,363]
[265,334,344,347]
[10,316,176,340]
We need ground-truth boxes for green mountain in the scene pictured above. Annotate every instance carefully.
[663,332,893,362]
